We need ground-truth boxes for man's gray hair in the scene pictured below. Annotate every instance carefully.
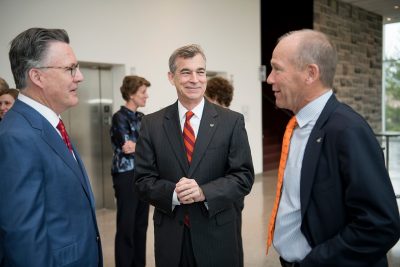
[9,28,69,89]
[168,44,206,73]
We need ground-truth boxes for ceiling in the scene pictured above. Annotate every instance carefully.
[340,0,400,23]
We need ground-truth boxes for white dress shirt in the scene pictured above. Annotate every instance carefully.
[18,93,60,129]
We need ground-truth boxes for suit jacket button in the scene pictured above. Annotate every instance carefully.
[96,236,100,242]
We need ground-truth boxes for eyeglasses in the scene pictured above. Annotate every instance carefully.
[36,64,80,78]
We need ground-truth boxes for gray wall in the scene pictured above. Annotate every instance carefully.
[315,0,383,131]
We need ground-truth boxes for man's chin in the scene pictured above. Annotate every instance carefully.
[275,100,283,109]
[70,98,79,107]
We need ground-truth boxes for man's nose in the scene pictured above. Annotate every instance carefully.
[189,72,199,82]
[74,68,84,82]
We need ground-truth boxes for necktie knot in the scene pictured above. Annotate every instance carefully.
[286,116,297,132]
[57,119,73,153]
[185,111,194,122]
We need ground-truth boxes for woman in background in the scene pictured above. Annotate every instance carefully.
[205,76,233,108]
[0,77,9,92]
[0,88,19,121]
[110,75,150,267]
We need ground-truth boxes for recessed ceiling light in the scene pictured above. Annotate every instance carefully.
[395,5,399,9]
[386,17,392,21]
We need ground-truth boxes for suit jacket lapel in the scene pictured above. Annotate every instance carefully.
[43,122,82,176]
[73,148,96,208]
[300,95,340,217]
[188,100,218,177]
[163,102,189,172]
[13,100,93,203]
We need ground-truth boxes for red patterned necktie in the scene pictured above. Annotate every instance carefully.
[266,116,297,253]
[182,111,196,227]
[183,111,196,164]
[57,119,73,153]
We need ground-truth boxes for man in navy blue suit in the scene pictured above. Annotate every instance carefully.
[0,28,102,266]
[266,29,400,267]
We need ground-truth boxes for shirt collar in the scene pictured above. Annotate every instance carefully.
[296,90,332,128]
[18,93,60,128]
[121,105,142,117]
[178,97,205,121]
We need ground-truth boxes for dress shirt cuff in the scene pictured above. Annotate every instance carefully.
[172,191,180,210]
[171,191,209,210]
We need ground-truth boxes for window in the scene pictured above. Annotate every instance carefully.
[383,22,400,131]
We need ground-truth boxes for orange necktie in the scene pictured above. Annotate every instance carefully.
[266,116,297,253]
[183,111,196,164]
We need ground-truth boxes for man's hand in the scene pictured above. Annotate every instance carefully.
[175,177,205,204]
[122,140,136,154]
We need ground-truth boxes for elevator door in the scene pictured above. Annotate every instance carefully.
[62,66,115,209]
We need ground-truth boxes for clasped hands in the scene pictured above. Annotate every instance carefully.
[175,177,205,204]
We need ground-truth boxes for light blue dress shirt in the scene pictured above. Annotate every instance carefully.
[274,90,333,261]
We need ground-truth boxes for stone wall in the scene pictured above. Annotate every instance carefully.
[314,0,383,131]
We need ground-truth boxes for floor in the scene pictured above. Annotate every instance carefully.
[97,138,400,267]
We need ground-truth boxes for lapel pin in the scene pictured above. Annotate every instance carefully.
[316,137,323,143]
[210,124,214,127]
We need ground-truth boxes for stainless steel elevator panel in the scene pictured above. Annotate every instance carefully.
[62,66,115,209]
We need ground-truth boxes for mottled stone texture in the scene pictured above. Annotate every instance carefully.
[314,0,383,131]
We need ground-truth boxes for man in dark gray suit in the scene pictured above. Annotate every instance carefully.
[134,44,254,267]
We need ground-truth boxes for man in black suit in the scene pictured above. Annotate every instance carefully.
[266,29,400,267]
[134,44,254,267]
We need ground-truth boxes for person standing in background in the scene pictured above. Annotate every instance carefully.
[0,77,11,265]
[0,27,102,267]
[0,77,10,123]
[0,87,18,266]
[205,76,234,108]
[0,78,9,92]
[134,44,254,267]
[110,75,150,267]
[0,78,9,91]
[266,29,400,267]
[0,88,19,120]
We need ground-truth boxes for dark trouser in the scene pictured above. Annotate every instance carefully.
[235,198,244,267]
[179,225,197,267]
[113,170,149,267]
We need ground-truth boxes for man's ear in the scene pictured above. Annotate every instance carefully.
[28,68,44,88]
[167,71,175,86]
[305,63,319,84]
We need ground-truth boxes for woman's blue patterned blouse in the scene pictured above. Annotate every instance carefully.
[110,106,144,174]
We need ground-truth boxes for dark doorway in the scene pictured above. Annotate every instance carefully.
[261,0,314,171]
